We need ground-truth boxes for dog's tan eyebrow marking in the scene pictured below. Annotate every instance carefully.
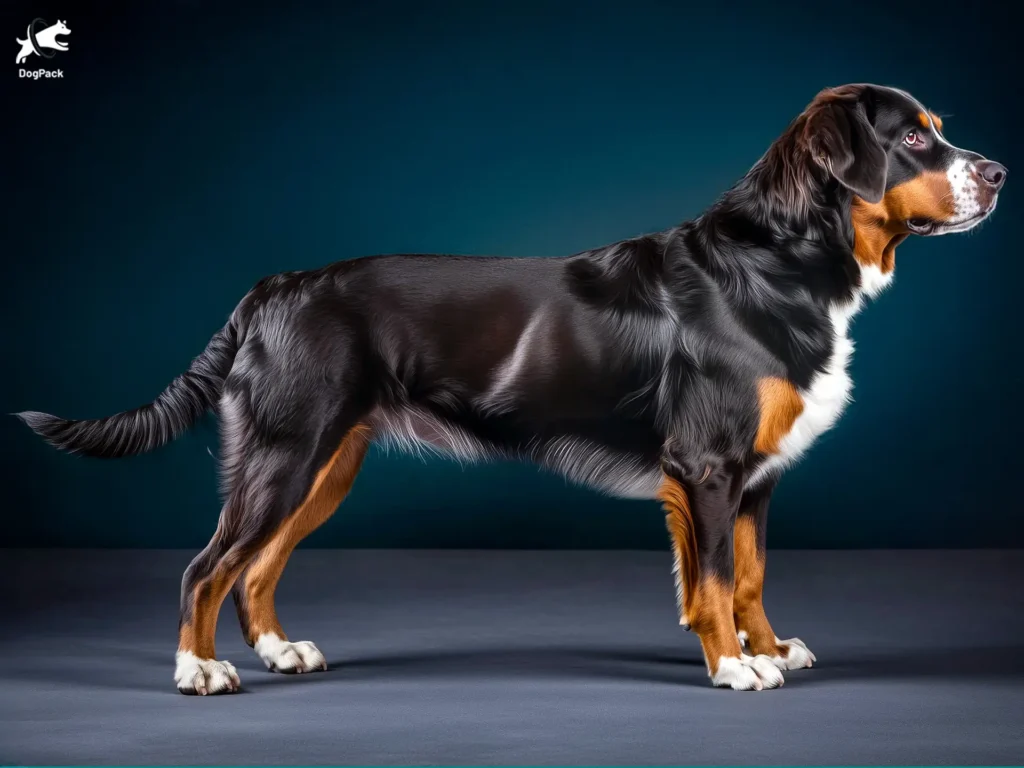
[919,111,945,133]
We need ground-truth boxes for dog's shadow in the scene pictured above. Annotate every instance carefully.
[794,644,1024,685]
[4,643,1022,694]
[238,645,704,689]
[240,643,1024,689]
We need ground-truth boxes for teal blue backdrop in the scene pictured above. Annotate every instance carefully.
[1,0,1020,548]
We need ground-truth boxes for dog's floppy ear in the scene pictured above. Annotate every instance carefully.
[804,89,887,203]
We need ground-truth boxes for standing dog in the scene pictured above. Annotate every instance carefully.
[18,84,1006,693]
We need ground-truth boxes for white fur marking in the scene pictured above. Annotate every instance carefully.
[944,157,984,230]
[746,260,896,490]
[858,264,894,299]
[174,651,241,695]
[671,555,687,624]
[254,632,327,673]
[711,654,785,691]
[769,637,817,671]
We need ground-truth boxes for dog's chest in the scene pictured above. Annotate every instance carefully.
[746,282,881,489]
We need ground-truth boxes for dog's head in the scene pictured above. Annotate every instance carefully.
[809,85,1005,273]
[759,84,1005,274]
[51,19,70,37]
[806,84,1003,232]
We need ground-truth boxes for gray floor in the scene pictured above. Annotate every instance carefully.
[1,549,1022,765]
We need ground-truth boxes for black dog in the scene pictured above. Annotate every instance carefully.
[18,83,1006,693]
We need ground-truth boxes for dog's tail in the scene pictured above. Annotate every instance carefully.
[15,322,240,458]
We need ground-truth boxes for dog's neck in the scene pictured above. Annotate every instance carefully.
[849,197,908,277]
[678,174,889,390]
[702,151,901,308]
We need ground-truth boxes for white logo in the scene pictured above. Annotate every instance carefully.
[16,18,70,65]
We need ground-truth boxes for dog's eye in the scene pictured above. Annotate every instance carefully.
[904,130,921,147]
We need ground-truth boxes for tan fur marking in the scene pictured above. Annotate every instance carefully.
[733,515,786,657]
[179,556,249,659]
[882,172,957,222]
[658,476,698,620]
[852,172,955,272]
[690,577,744,674]
[179,425,372,659]
[241,424,371,643]
[930,112,944,132]
[658,476,743,675]
[917,111,931,129]
[755,377,804,455]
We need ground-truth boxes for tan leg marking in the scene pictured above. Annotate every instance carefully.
[178,547,249,661]
[690,577,745,675]
[659,475,698,625]
[733,514,816,670]
[659,476,742,674]
[733,514,779,656]
[240,424,371,644]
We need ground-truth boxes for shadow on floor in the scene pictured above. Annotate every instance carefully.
[5,642,1022,695]
[251,642,1024,688]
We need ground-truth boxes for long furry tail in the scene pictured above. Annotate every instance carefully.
[15,323,239,458]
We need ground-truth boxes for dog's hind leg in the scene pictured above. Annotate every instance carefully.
[231,423,371,674]
[659,449,785,691]
[174,374,369,695]
[732,483,816,670]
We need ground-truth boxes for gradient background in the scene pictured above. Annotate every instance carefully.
[1,0,1019,549]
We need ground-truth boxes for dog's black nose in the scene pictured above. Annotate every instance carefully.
[977,160,1008,189]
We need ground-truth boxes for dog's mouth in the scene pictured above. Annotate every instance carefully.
[907,205,995,237]
[906,218,936,235]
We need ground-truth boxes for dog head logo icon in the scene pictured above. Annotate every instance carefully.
[16,18,70,65]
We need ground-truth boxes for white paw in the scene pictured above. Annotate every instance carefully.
[254,632,327,674]
[770,637,816,670]
[711,654,785,691]
[174,651,241,695]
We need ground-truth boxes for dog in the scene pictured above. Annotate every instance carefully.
[17,83,1006,694]
[15,19,70,64]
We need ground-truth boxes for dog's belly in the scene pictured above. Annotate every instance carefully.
[366,404,663,500]
[535,434,664,499]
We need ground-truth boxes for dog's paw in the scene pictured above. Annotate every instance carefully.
[254,633,327,674]
[770,637,816,670]
[711,654,785,691]
[174,651,241,695]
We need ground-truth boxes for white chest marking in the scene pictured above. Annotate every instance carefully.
[746,266,893,489]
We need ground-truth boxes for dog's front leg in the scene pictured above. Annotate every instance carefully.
[732,482,816,670]
[658,447,784,691]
